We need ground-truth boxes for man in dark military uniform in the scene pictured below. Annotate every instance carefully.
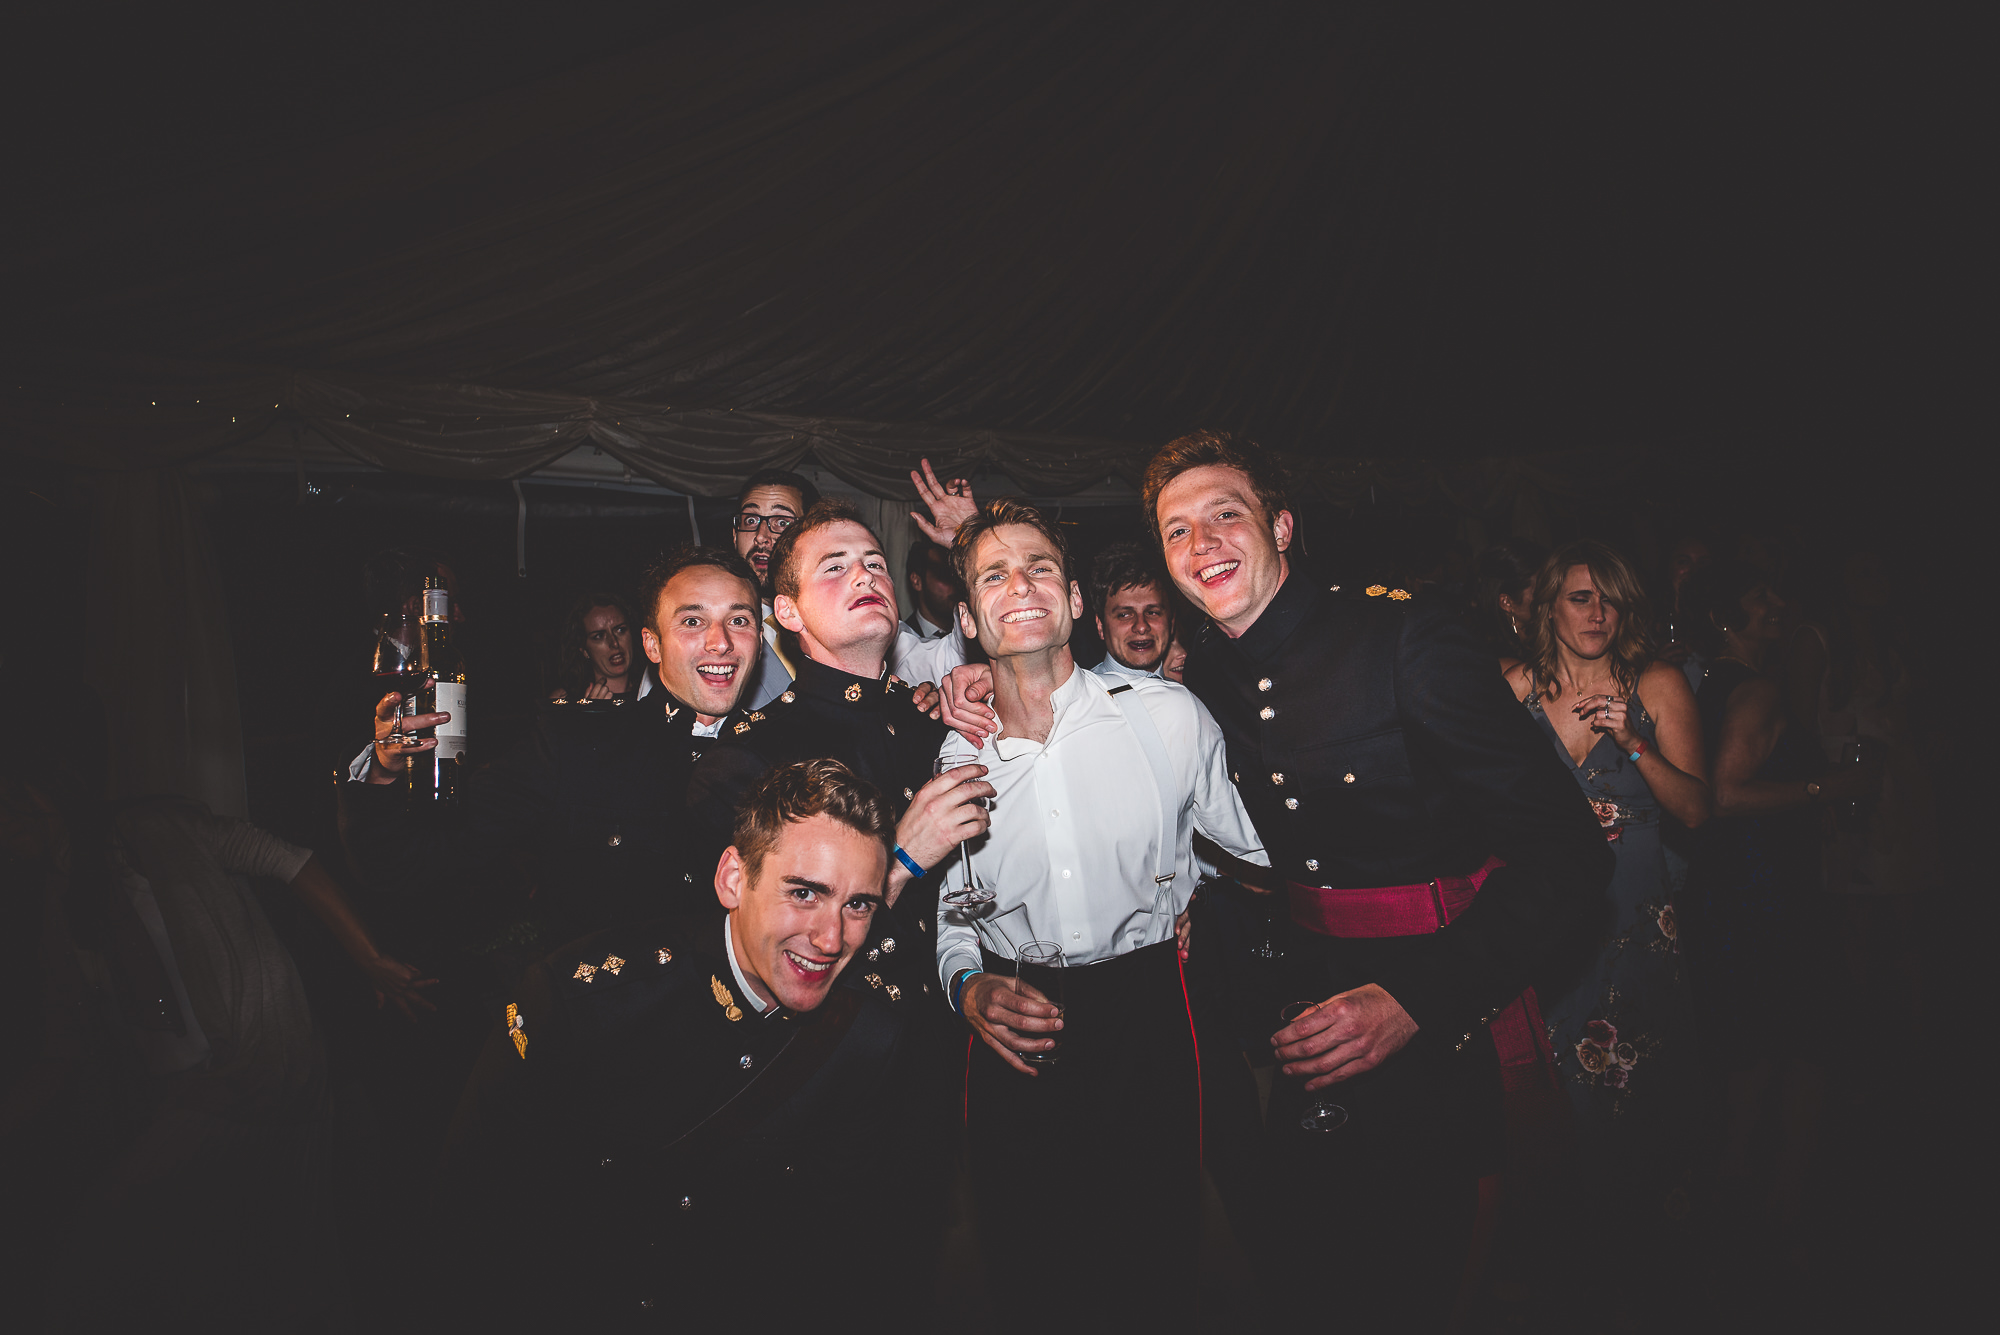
[688,499,993,951]
[443,759,928,1329]
[685,500,991,1305]
[1143,431,1612,1328]
[345,547,763,947]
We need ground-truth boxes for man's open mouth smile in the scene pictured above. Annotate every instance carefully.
[695,663,738,684]
[999,608,1048,623]
[784,949,833,976]
[1197,560,1239,584]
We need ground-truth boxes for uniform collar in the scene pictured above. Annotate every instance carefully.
[793,653,890,712]
[722,917,776,1016]
[1227,561,1322,666]
[909,610,950,640]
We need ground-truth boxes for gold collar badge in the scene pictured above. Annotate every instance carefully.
[710,974,744,1022]
[506,1003,528,1059]
[844,682,863,702]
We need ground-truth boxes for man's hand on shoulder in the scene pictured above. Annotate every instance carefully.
[932,664,998,746]
[1270,984,1418,1092]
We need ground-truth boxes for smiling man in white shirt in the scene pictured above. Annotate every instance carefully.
[936,498,1267,1330]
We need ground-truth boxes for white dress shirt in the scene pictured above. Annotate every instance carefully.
[889,619,969,688]
[1088,652,1163,683]
[934,664,1266,989]
[908,610,951,640]
[750,601,797,710]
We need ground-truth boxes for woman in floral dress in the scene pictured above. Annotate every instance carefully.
[1503,541,1711,1256]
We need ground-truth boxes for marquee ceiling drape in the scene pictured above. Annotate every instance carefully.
[4,1,1677,500]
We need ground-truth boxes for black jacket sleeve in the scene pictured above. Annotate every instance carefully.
[1384,605,1612,1036]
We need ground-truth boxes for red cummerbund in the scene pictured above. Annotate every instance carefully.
[1286,854,1505,939]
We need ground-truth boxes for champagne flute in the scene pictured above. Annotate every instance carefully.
[1278,1001,1349,1132]
[934,755,993,913]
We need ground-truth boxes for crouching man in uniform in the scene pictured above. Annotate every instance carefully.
[442,759,928,1329]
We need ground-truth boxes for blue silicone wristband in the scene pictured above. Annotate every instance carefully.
[893,845,926,879]
[950,967,981,1016]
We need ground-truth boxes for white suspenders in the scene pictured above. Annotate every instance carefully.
[1106,682,1181,926]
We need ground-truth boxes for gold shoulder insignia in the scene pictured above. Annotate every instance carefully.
[1388,588,1412,600]
[1366,585,1387,597]
[506,1003,528,1058]
[710,974,744,1022]
[573,962,597,982]
[733,720,752,734]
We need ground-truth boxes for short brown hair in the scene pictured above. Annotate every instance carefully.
[1522,540,1657,699]
[638,546,759,634]
[1140,430,1290,543]
[768,498,878,602]
[731,758,894,877]
[950,498,1070,590]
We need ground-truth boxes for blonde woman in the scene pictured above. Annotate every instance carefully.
[1502,539,1710,1266]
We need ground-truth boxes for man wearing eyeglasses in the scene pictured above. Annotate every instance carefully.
[732,468,821,709]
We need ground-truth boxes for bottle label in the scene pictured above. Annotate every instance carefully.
[423,588,451,623]
[433,681,468,758]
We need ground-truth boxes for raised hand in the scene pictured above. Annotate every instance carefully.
[910,457,978,546]
[888,762,993,903]
[369,682,445,784]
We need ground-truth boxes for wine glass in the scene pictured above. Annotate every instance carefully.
[934,755,993,912]
[1277,1001,1349,1133]
[1017,940,1065,1066]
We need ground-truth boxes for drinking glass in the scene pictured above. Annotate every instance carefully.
[1017,941,1065,1066]
[1277,1001,1349,1133]
[934,755,993,912]
[371,614,422,746]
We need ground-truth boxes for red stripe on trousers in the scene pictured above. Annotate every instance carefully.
[1177,946,1203,1168]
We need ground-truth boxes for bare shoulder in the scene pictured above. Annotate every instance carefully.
[1639,658,1698,712]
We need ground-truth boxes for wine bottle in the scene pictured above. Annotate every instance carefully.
[410,577,467,804]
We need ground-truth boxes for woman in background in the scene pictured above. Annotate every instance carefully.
[1503,539,1710,1273]
[1472,538,1547,662]
[1680,561,1876,1270]
[548,591,640,703]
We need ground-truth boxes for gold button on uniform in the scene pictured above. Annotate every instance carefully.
[1259,707,1274,721]
[1305,858,1319,871]
[1343,772,1356,784]
[1257,678,1273,692]
[1285,798,1299,810]
[1270,773,1285,785]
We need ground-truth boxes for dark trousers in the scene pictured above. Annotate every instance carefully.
[1262,1018,1491,1332]
[967,939,1200,1331]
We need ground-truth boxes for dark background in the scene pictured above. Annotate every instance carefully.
[0,5,1982,1328]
